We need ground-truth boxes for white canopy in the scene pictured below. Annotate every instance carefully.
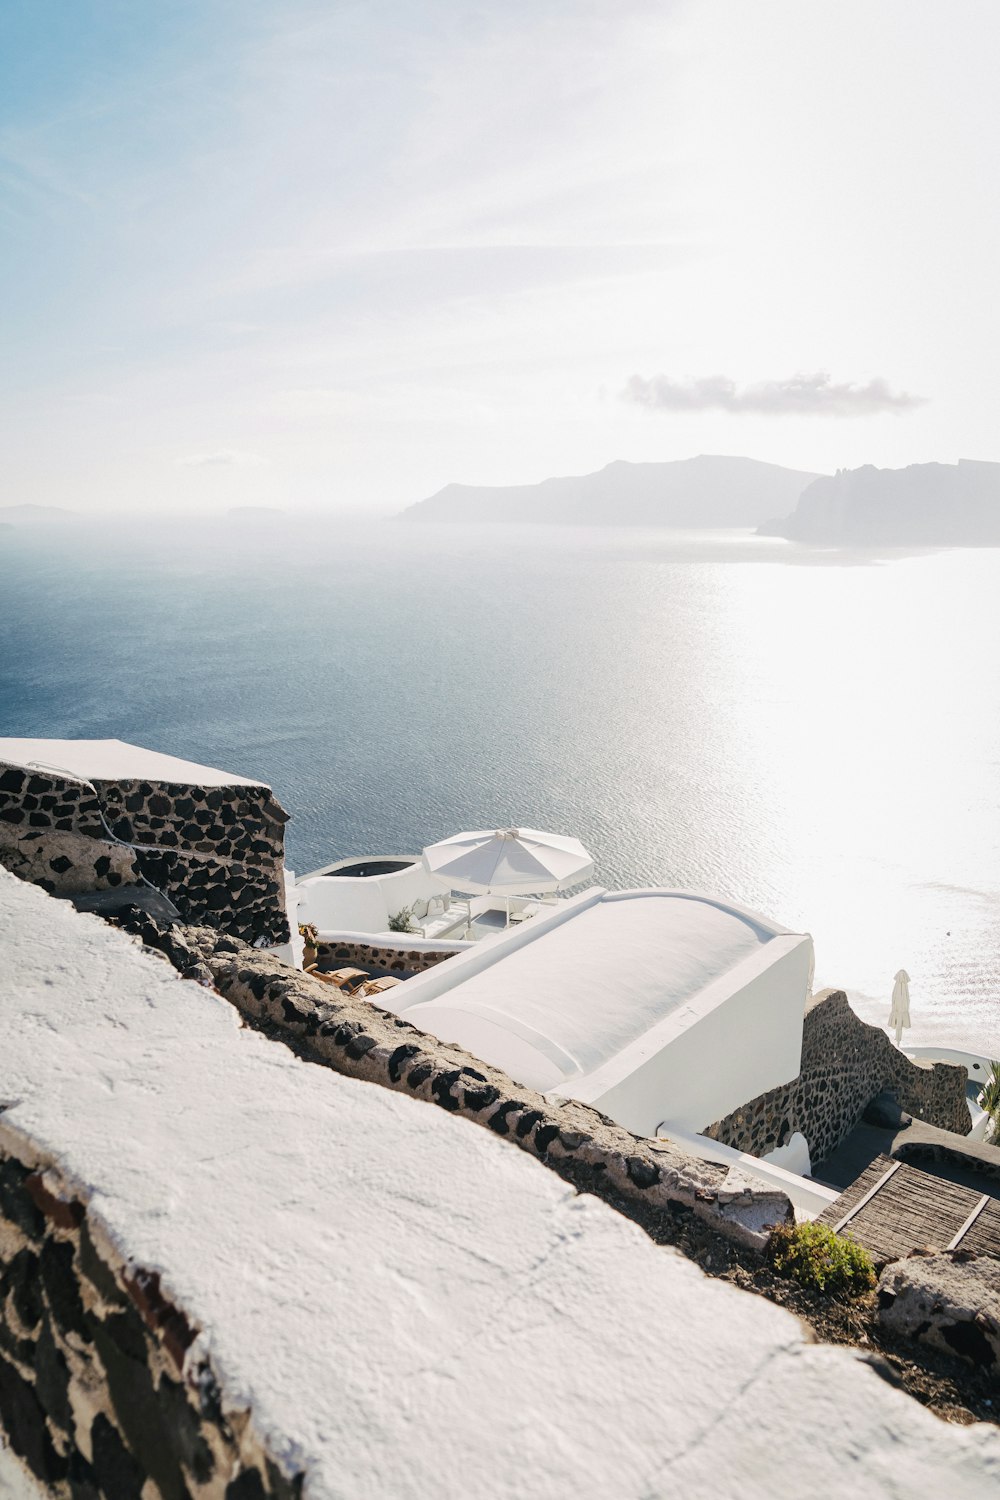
[421,827,594,895]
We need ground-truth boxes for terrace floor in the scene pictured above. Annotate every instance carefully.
[815,1115,1000,1196]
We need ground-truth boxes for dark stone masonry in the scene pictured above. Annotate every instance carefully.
[313,936,457,975]
[0,1149,301,1498]
[704,988,970,1164]
[114,910,795,1253]
[0,762,290,946]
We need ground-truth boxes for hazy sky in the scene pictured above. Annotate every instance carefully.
[2,0,998,513]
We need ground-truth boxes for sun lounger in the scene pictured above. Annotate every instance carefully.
[306,964,370,995]
[359,975,403,998]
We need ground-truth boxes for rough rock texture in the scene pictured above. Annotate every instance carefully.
[313,937,458,976]
[123,912,795,1250]
[0,762,289,946]
[0,824,140,893]
[704,989,969,1163]
[879,1252,1000,1376]
[0,1151,297,1498]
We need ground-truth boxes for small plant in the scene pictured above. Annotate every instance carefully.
[299,922,319,967]
[387,906,416,934]
[979,1060,1000,1140]
[766,1221,876,1297]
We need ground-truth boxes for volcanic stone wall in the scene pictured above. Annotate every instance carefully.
[313,936,459,976]
[0,762,290,945]
[119,911,795,1252]
[0,1149,300,1499]
[703,988,970,1164]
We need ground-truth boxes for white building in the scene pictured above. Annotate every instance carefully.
[376,886,813,1140]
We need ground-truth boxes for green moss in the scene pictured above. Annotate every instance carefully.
[766,1221,876,1297]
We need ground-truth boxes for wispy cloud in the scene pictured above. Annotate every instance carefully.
[621,371,925,416]
[177,449,263,468]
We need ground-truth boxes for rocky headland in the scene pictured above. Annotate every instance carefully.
[759,459,1000,546]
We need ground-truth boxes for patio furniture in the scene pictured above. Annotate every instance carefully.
[360,975,403,998]
[470,905,508,932]
[307,965,370,995]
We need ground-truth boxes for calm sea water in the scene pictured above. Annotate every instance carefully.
[2,516,998,1055]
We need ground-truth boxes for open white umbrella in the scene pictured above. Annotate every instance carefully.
[421,827,594,897]
[888,969,911,1046]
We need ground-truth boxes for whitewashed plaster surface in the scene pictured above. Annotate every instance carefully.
[402,892,769,1078]
[2,868,1000,1500]
[0,737,263,787]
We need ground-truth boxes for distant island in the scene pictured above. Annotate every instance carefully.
[759,460,1000,545]
[0,504,79,525]
[399,455,819,527]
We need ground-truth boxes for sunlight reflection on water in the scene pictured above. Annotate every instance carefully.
[1,520,997,1054]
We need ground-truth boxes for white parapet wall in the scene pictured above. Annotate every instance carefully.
[4,868,1000,1496]
[296,857,450,934]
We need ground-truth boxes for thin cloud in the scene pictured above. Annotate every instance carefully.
[177,449,263,468]
[621,371,925,416]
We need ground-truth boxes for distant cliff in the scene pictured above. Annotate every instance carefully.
[0,504,79,526]
[399,455,819,527]
[759,460,1000,545]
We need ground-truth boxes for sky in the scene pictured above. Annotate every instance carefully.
[1,0,998,514]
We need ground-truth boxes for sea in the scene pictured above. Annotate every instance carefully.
[2,515,998,1056]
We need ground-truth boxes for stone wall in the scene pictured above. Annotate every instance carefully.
[313,937,458,976]
[0,763,289,946]
[0,1149,298,1498]
[122,911,795,1251]
[9,872,1000,1496]
[704,989,970,1165]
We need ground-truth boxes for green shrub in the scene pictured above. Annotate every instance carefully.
[387,907,416,933]
[979,1060,1000,1138]
[766,1221,876,1297]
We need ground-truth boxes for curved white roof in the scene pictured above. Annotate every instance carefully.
[402,892,773,1092]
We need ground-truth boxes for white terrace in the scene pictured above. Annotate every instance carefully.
[295,854,563,942]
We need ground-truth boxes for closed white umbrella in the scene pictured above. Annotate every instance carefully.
[888,969,911,1046]
[421,827,594,896]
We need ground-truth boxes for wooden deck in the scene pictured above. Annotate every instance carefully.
[816,1154,1000,1263]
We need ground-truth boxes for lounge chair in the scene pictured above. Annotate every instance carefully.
[359,975,403,998]
[306,964,370,995]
